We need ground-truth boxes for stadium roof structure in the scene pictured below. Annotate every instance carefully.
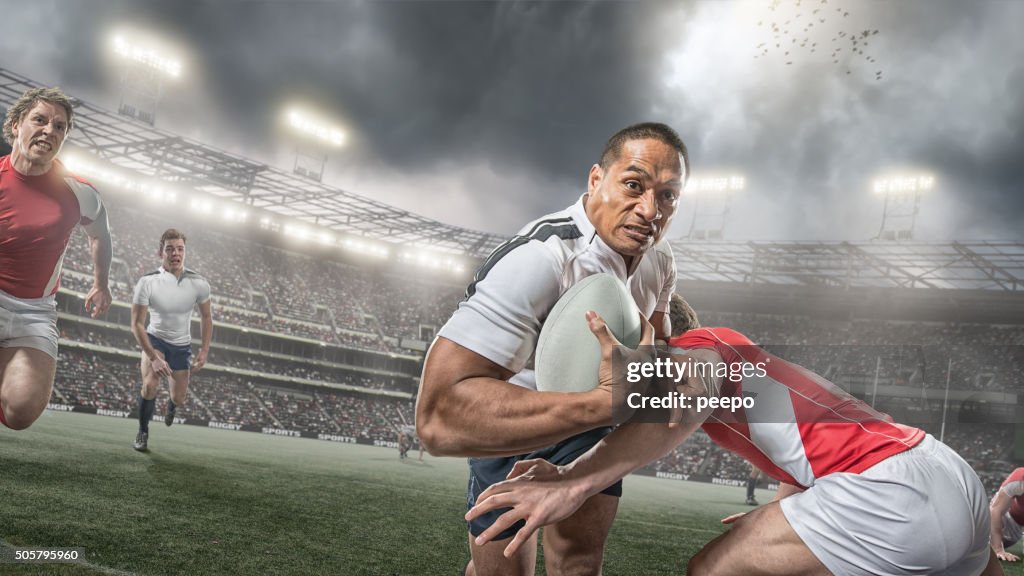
[4,68,1023,292]
[668,240,1024,291]
[0,68,506,259]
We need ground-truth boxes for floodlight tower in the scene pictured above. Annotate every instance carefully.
[110,33,181,126]
[282,106,346,182]
[872,174,935,241]
[684,175,745,240]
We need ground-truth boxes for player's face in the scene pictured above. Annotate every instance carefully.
[161,239,186,273]
[586,138,683,259]
[11,101,69,173]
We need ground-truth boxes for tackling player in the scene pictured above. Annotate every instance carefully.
[417,123,686,576]
[130,229,212,451]
[468,302,1001,575]
[990,468,1024,562]
[0,87,112,431]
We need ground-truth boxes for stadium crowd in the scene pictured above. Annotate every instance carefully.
[54,347,413,439]
[58,323,414,393]
[48,203,1023,496]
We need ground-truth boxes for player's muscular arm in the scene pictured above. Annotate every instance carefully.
[82,205,113,317]
[194,300,213,371]
[990,490,1018,560]
[416,337,611,457]
[130,305,159,361]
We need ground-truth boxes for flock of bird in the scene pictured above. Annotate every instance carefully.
[753,0,883,80]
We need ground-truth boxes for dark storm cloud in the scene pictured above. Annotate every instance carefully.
[0,0,1020,239]
[650,0,1024,240]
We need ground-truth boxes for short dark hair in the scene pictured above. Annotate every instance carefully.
[669,293,700,337]
[159,229,187,252]
[599,122,689,178]
[3,87,75,146]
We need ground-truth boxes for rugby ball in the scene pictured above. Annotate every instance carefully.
[535,274,642,393]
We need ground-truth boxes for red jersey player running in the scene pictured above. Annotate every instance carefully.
[0,87,112,431]
[468,302,1002,575]
[990,468,1024,562]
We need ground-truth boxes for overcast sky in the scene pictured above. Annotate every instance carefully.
[2,0,1021,241]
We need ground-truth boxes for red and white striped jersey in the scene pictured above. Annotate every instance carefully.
[669,327,925,488]
[0,155,104,299]
[1000,468,1024,525]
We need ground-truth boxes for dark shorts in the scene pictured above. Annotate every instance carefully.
[467,426,621,540]
[147,334,192,371]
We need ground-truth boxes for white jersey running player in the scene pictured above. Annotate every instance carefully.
[130,228,212,451]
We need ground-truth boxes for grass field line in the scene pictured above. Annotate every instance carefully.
[0,538,139,576]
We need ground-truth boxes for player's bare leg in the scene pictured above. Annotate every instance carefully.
[687,502,830,576]
[0,347,56,430]
[134,350,165,450]
[466,529,538,576]
[140,350,164,400]
[542,493,618,576]
[165,369,189,426]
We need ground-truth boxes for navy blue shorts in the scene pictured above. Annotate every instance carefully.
[147,334,192,371]
[467,426,621,540]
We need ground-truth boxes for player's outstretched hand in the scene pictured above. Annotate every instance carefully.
[997,550,1020,562]
[465,458,586,558]
[589,311,655,421]
[84,285,112,318]
[192,350,208,372]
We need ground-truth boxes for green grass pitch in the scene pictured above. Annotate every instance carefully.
[1,412,1018,575]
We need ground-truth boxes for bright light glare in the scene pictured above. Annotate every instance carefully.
[398,249,469,274]
[111,34,182,78]
[285,107,346,147]
[873,174,936,195]
[340,237,389,259]
[684,174,746,194]
[283,224,310,241]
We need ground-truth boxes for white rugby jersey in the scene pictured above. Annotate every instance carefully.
[133,267,211,346]
[439,195,676,390]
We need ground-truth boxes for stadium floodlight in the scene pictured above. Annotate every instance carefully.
[684,175,746,195]
[223,208,249,223]
[872,174,935,195]
[189,198,213,215]
[397,248,470,274]
[683,173,746,240]
[872,172,936,241]
[108,30,183,125]
[111,34,183,78]
[340,237,389,259]
[282,105,347,182]
[283,223,311,242]
[284,108,346,148]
